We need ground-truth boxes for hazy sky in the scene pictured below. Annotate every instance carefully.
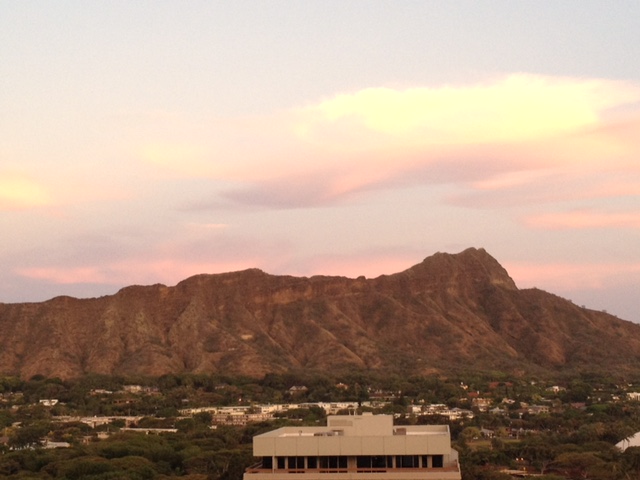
[2,1,639,322]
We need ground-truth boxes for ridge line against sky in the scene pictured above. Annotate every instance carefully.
[1,1,639,322]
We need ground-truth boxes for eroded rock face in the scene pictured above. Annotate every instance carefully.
[1,248,639,379]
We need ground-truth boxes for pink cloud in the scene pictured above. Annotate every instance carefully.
[16,258,265,287]
[14,231,423,291]
[281,250,424,279]
[13,228,295,290]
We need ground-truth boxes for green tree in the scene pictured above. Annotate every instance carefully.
[553,451,608,480]
[621,446,640,480]
[56,455,116,480]
[8,422,49,449]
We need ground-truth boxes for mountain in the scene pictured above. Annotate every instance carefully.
[1,248,639,380]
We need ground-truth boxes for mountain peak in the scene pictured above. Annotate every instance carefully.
[405,247,517,291]
[0,248,637,379]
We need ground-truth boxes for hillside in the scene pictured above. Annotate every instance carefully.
[1,247,639,379]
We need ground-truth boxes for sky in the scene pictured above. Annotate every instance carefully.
[1,1,639,322]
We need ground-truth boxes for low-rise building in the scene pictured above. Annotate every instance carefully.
[471,397,492,412]
[244,413,460,480]
[526,405,550,415]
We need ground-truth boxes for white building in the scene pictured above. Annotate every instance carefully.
[244,414,460,480]
[616,431,640,452]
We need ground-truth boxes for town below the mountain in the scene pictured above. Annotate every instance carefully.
[2,371,640,479]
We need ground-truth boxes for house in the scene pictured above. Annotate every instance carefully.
[244,413,461,480]
[122,385,143,393]
[289,386,309,394]
[546,385,566,394]
[408,405,423,415]
[617,431,640,452]
[420,405,473,420]
[471,397,492,412]
[43,440,71,449]
[526,405,550,415]
[480,428,495,439]
[440,408,473,421]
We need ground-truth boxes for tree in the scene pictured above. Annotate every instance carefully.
[460,427,481,442]
[56,455,116,480]
[518,436,558,475]
[553,451,607,480]
[621,446,640,480]
[8,423,49,449]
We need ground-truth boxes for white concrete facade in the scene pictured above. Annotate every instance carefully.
[244,414,461,480]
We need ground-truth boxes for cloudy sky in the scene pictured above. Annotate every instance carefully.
[2,1,639,322]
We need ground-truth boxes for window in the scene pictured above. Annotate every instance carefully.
[277,457,286,469]
[307,457,317,469]
[262,457,273,469]
[432,455,444,468]
[288,457,304,469]
[319,456,347,470]
[356,456,392,469]
[396,455,419,468]
[373,456,392,468]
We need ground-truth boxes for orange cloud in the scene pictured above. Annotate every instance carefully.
[0,172,50,210]
[471,169,557,191]
[525,209,640,230]
[505,261,640,291]
[17,266,110,284]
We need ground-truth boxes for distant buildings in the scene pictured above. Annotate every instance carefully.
[244,413,461,480]
[410,404,474,420]
[180,402,381,425]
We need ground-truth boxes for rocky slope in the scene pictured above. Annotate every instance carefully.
[1,248,639,379]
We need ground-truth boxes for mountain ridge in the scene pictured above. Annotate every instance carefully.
[1,247,638,379]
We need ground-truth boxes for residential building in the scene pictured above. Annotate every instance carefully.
[244,413,461,480]
[470,397,492,412]
[526,405,550,415]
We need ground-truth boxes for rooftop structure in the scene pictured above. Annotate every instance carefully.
[244,413,460,480]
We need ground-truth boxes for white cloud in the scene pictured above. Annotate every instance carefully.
[139,74,640,209]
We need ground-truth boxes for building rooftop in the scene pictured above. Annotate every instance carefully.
[258,413,450,439]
